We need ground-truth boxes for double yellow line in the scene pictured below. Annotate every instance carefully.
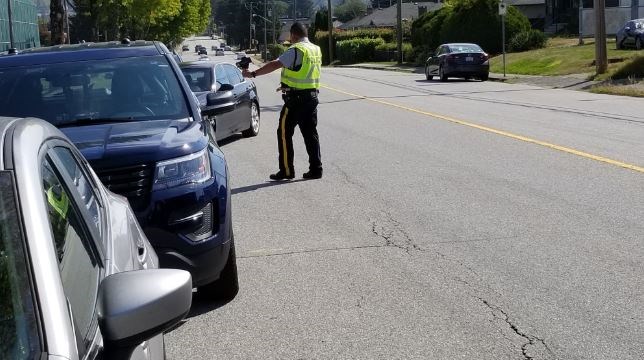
[321,84,644,174]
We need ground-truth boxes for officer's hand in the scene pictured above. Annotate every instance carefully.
[242,69,252,78]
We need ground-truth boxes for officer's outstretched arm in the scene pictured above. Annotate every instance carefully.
[242,60,283,78]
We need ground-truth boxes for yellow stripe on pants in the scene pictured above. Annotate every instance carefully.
[281,107,290,176]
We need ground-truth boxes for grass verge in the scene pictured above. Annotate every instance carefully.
[590,84,644,97]
[490,38,642,76]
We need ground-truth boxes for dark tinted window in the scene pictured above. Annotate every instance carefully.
[448,44,483,53]
[0,56,189,126]
[224,64,243,85]
[181,67,213,92]
[0,172,40,360]
[42,158,101,356]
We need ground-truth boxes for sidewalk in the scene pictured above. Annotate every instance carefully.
[335,63,601,90]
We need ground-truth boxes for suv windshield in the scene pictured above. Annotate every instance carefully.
[0,171,40,359]
[0,56,190,126]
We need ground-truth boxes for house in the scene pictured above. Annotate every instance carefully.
[278,17,312,43]
[507,0,547,29]
[0,0,41,51]
[339,2,443,30]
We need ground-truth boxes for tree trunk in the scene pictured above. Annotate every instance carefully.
[50,0,66,44]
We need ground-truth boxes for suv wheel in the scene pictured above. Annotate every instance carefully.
[199,234,239,301]
[242,102,260,137]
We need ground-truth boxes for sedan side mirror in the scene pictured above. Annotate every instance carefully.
[98,269,192,359]
[217,83,234,92]
[206,90,236,115]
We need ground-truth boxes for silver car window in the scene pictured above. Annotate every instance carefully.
[41,158,101,357]
[0,171,41,359]
[51,147,103,238]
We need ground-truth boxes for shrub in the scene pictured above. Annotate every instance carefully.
[336,38,386,64]
[268,44,288,59]
[610,55,644,80]
[411,0,531,54]
[509,29,547,52]
[411,45,432,65]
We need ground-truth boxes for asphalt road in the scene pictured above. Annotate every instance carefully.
[167,37,644,360]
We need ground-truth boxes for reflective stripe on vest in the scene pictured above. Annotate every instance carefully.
[47,186,69,219]
[281,42,322,89]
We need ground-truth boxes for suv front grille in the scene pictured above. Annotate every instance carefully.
[96,164,154,211]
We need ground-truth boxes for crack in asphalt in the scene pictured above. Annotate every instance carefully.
[371,211,422,253]
[237,244,388,258]
[478,297,554,360]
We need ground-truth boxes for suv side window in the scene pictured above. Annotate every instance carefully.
[51,147,103,238]
[41,156,101,357]
[224,64,243,85]
[215,65,230,90]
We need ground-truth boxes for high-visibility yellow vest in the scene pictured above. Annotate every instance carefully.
[281,42,322,90]
[47,186,69,219]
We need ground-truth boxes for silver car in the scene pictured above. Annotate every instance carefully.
[0,117,192,360]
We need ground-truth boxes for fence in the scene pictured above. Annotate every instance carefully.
[0,0,40,51]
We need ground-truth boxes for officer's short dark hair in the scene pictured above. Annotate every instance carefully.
[290,22,308,38]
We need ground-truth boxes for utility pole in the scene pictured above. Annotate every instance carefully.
[328,0,333,64]
[499,1,507,77]
[293,0,296,21]
[263,0,268,60]
[594,0,607,74]
[396,0,402,64]
[249,2,254,51]
[7,0,15,49]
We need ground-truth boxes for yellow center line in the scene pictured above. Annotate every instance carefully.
[321,84,644,174]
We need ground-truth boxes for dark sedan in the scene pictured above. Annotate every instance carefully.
[616,19,644,50]
[180,61,260,141]
[425,43,490,82]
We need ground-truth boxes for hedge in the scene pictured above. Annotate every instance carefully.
[315,28,395,64]
[336,38,386,64]
[268,44,288,59]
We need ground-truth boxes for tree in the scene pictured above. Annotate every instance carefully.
[50,0,66,44]
[335,0,367,22]
[309,8,329,41]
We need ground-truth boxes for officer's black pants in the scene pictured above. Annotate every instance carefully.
[277,91,321,177]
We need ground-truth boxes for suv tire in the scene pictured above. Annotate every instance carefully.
[199,234,239,301]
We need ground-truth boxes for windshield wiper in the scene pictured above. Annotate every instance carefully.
[56,117,136,128]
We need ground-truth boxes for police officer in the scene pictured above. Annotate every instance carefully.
[242,22,323,180]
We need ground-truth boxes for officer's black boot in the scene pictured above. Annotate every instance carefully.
[270,171,295,181]
[302,168,323,179]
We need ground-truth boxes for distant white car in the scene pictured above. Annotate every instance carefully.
[199,55,210,60]
[236,52,247,60]
[215,49,225,56]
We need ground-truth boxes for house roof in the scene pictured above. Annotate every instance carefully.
[339,2,443,29]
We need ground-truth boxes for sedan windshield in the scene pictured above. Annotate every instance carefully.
[0,56,190,126]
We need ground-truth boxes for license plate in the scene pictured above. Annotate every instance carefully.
[466,56,474,62]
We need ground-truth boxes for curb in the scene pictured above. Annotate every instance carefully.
[334,64,420,74]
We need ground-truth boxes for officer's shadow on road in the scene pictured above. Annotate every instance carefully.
[232,179,308,195]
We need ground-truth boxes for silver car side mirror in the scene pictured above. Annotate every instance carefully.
[98,269,192,359]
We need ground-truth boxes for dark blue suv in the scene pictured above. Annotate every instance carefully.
[0,41,238,299]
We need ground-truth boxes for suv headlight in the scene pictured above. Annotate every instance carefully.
[153,148,211,190]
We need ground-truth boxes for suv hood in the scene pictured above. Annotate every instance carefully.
[61,118,209,169]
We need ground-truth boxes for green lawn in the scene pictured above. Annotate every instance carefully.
[490,38,643,76]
